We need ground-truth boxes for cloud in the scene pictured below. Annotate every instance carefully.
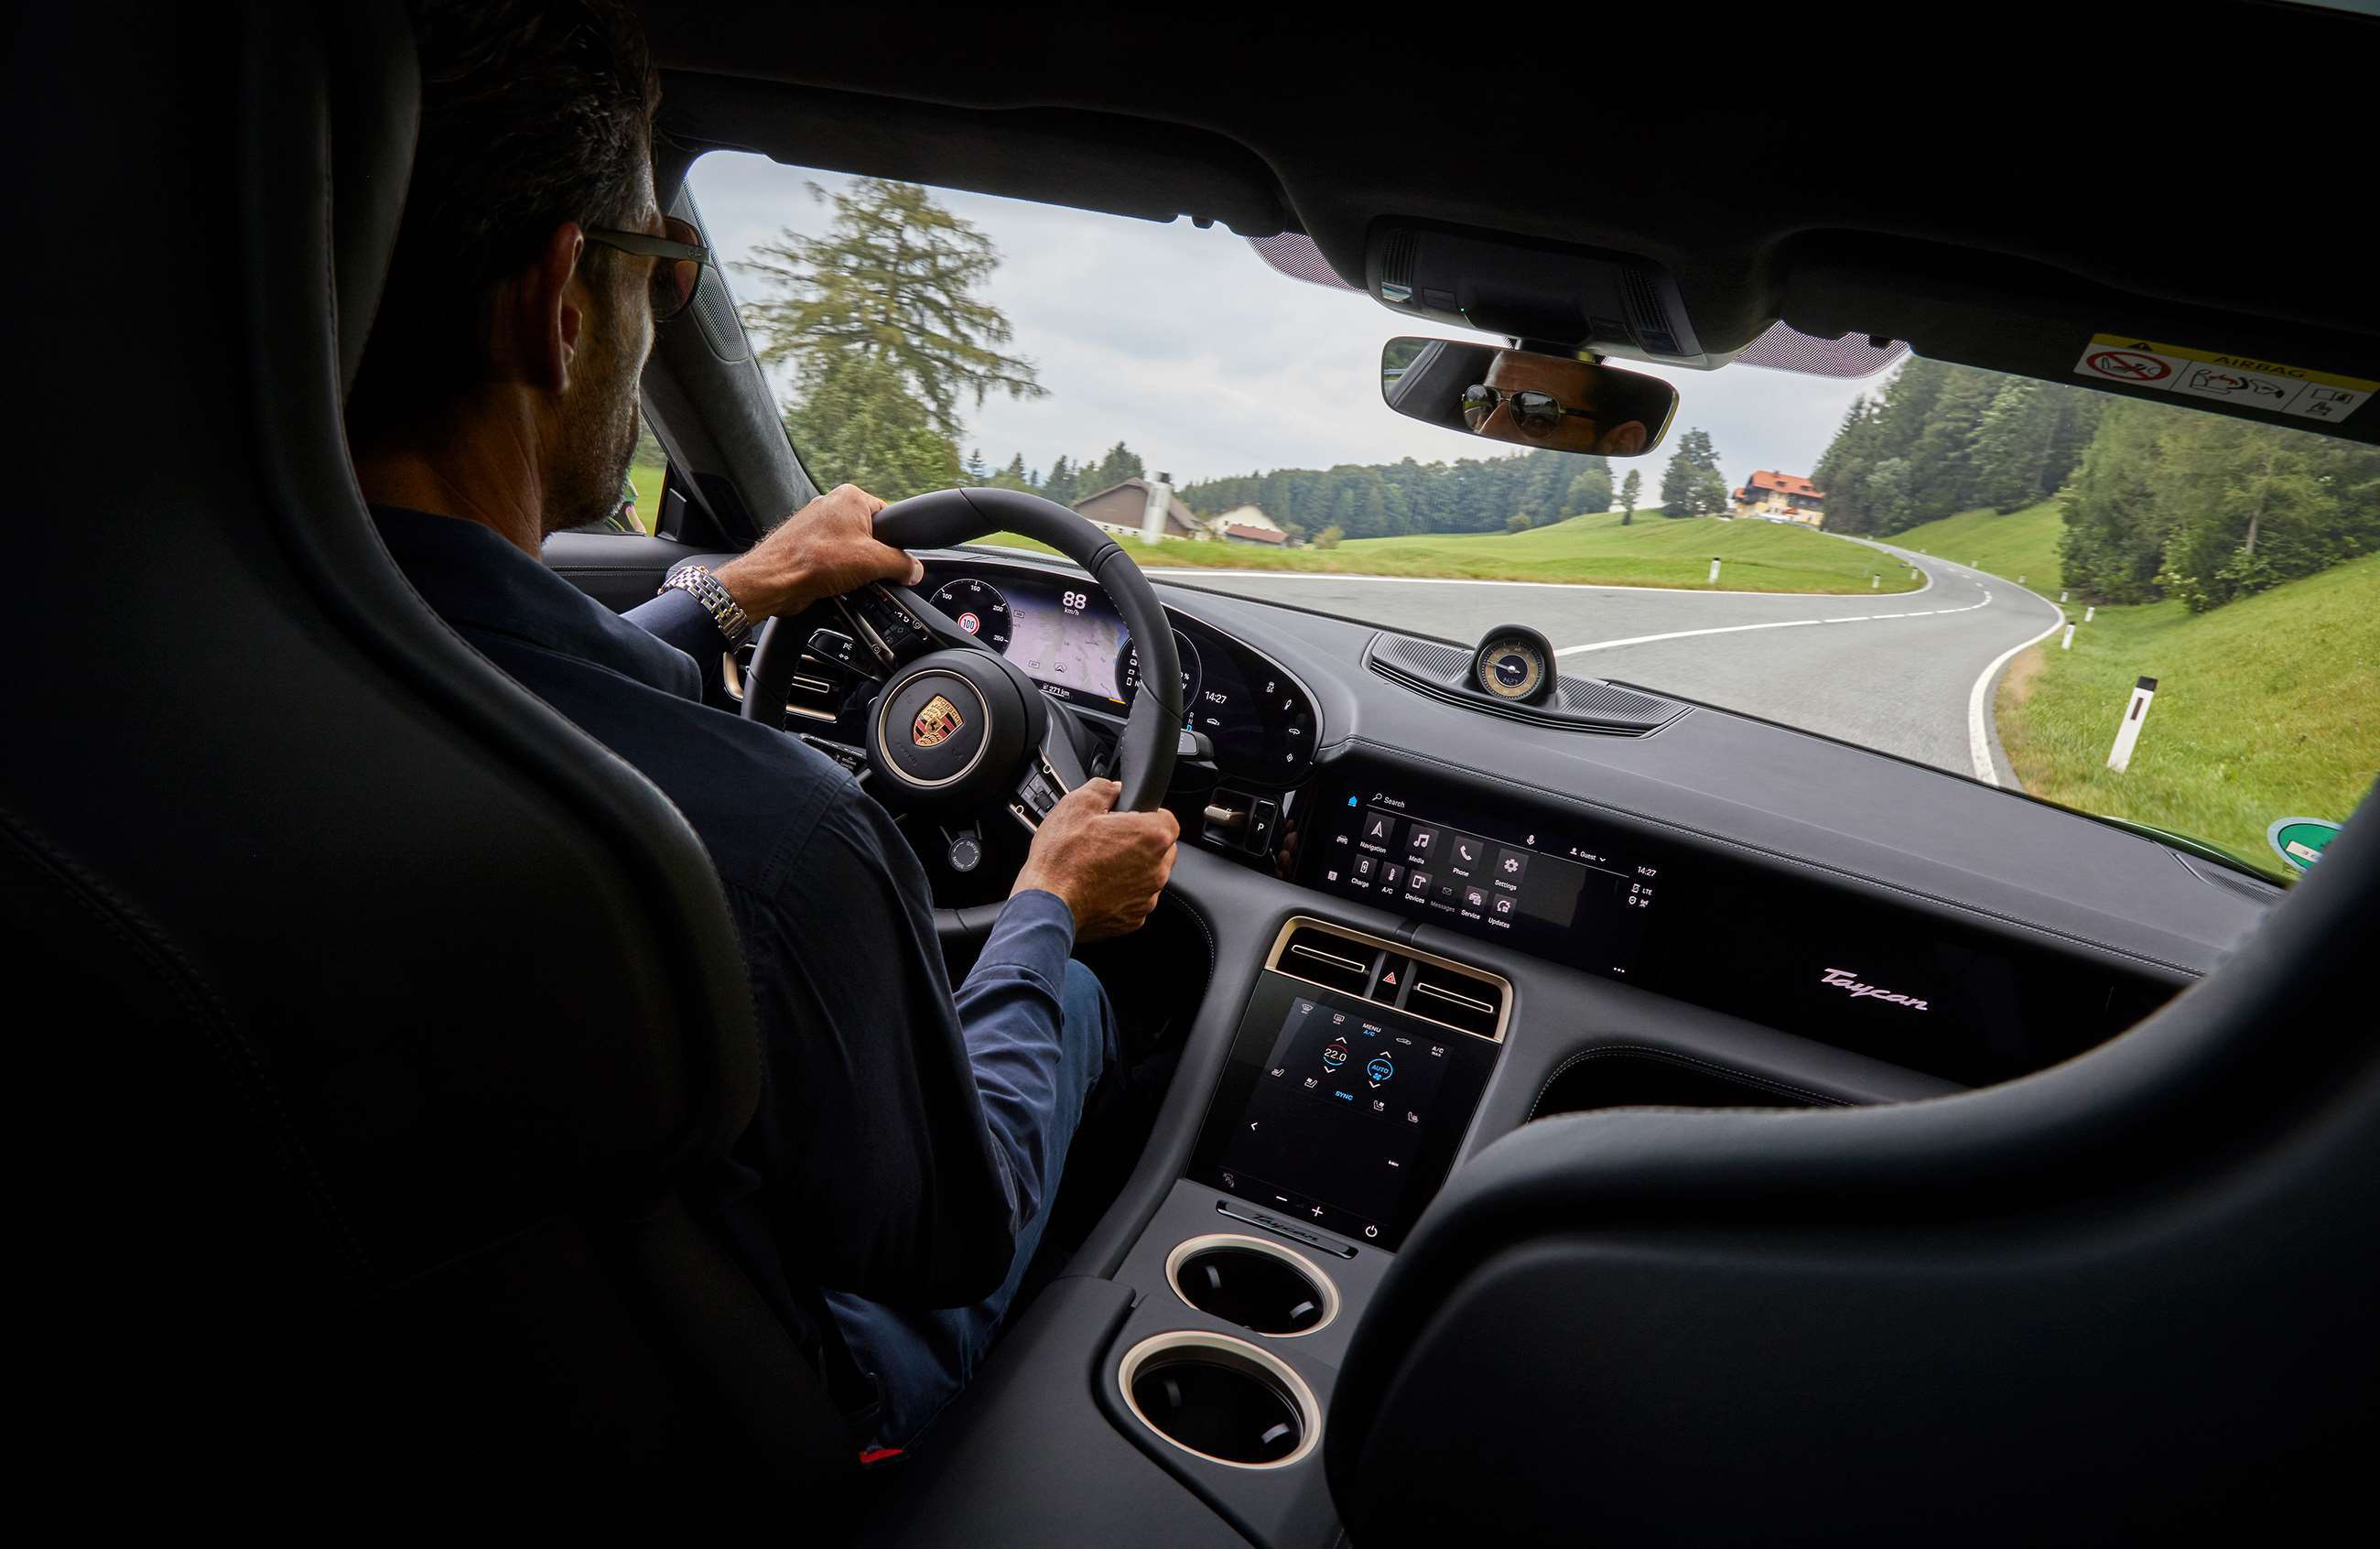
[687,153,1884,492]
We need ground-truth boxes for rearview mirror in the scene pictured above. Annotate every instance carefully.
[1380,337,1677,458]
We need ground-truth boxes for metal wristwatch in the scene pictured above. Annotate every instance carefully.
[658,565,750,645]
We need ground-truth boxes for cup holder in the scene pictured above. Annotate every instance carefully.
[1118,1331,1322,1469]
[1165,1233,1339,1337]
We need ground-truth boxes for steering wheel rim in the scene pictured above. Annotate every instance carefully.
[741,487,1182,814]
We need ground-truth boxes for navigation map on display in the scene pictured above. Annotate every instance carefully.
[1008,587,1124,703]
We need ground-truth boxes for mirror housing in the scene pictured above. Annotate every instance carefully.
[1380,338,1678,458]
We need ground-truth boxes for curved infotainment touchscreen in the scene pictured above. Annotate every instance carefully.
[1302,776,1664,979]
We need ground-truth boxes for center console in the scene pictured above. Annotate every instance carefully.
[1185,919,1508,1249]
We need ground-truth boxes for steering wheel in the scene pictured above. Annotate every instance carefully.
[739,487,1182,832]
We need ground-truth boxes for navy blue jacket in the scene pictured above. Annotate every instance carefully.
[372,507,1076,1366]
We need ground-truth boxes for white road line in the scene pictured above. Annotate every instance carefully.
[1552,578,2007,661]
[1965,600,2069,786]
[1552,617,1824,656]
[1138,561,1938,600]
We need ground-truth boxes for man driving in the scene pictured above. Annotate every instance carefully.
[1462,348,1652,456]
[343,0,1180,1447]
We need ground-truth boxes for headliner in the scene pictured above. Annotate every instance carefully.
[641,2,2380,443]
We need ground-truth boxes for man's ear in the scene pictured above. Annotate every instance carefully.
[1605,422,1649,457]
[495,223,586,394]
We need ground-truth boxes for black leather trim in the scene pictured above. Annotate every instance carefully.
[1,801,374,1284]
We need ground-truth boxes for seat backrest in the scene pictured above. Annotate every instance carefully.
[1325,780,2377,1544]
[6,2,849,1501]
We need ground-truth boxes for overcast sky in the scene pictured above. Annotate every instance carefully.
[687,151,1893,495]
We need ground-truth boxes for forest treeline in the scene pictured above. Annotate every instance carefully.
[1812,356,2380,611]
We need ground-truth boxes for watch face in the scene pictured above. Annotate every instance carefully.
[1475,634,1547,701]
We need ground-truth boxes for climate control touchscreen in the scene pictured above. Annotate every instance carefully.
[1304,778,1664,978]
[1189,974,1498,1250]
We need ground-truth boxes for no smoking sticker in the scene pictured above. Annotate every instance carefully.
[2082,347,2174,384]
[2072,332,2373,422]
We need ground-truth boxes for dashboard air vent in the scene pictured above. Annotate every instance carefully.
[1279,923,1379,997]
[1403,959,1503,1038]
[1266,917,1513,1042]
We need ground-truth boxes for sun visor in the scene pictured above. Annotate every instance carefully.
[1780,236,2380,446]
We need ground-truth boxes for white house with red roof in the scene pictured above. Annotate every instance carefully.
[1731,470,1826,525]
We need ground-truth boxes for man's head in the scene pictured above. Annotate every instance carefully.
[348,0,662,539]
[1466,351,1652,457]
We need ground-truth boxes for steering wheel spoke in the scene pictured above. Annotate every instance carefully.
[741,486,1179,824]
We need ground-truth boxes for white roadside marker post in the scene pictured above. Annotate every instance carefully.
[2018,574,2027,584]
[1708,557,1721,585]
[2061,623,2076,650]
[2106,677,2158,773]
[2085,604,2095,623]
[2061,590,2069,602]
[1871,574,1879,589]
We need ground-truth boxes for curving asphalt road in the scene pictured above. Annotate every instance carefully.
[1150,540,2069,785]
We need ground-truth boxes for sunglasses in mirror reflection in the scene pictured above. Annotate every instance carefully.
[1380,337,1677,457]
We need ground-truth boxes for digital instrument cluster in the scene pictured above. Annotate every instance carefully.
[922,562,1317,782]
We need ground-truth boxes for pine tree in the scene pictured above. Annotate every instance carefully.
[737,179,1045,437]
[783,352,964,503]
[1084,441,1146,494]
[1661,429,1728,516]
[1041,455,1077,505]
[1619,468,1640,524]
[989,453,1033,493]
[963,447,989,482]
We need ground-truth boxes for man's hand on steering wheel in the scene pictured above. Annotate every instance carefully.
[1014,779,1180,941]
[713,483,922,622]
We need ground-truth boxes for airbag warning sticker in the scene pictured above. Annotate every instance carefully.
[2073,334,2371,423]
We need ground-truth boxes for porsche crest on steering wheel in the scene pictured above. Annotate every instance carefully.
[912,694,966,748]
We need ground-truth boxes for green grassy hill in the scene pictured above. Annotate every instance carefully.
[1880,500,2066,594]
[626,460,665,534]
[1996,552,2380,878]
[980,509,1921,594]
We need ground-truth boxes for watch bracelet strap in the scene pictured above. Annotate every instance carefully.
[660,565,749,644]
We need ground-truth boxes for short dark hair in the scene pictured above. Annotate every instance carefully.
[351,0,659,426]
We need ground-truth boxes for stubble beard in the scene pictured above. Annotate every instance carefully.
[545,303,644,536]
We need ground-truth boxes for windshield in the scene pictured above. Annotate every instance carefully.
[687,154,2376,883]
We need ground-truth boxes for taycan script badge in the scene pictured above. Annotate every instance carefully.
[912,694,965,748]
[1819,967,1929,1011]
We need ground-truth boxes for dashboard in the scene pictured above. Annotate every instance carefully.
[919,559,1318,784]
[733,546,2267,1100]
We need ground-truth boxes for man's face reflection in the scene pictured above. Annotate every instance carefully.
[1468,351,1650,457]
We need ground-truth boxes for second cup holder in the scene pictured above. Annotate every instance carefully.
[1119,1331,1322,1469]
[1165,1233,1339,1337]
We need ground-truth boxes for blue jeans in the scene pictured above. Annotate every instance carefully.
[823,958,1116,1446]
